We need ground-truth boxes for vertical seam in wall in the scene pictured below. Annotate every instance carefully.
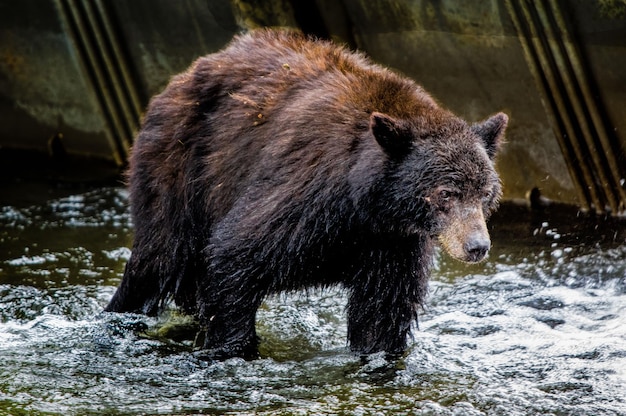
[55,0,142,165]
[94,0,145,123]
[505,0,594,212]
[549,0,626,214]
[506,0,626,215]
[56,0,124,165]
[534,0,618,213]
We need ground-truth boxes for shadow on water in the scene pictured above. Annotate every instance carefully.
[1,186,625,415]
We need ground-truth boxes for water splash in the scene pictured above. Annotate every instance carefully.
[1,189,625,415]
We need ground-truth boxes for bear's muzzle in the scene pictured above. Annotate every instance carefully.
[438,205,491,263]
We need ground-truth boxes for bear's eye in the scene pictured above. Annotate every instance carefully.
[482,190,493,201]
[438,189,458,201]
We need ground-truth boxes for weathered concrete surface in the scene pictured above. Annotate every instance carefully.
[0,0,238,166]
[0,1,114,160]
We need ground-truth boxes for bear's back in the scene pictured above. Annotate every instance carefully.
[131,29,448,228]
[198,30,371,91]
[187,30,438,126]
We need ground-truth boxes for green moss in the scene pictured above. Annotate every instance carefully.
[598,0,626,18]
[231,0,298,29]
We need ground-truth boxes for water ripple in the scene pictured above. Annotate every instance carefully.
[0,188,625,415]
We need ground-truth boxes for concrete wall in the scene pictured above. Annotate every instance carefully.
[0,0,237,166]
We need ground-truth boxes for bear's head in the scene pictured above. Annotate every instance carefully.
[370,111,508,263]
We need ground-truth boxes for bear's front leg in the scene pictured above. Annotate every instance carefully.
[346,241,430,358]
[195,274,267,361]
[347,287,417,358]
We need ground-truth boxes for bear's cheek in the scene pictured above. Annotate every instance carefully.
[437,204,491,263]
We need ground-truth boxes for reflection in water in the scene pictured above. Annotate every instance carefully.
[0,187,624,415]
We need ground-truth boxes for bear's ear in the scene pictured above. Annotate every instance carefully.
[370,112,412,156]
[472,112,508,159]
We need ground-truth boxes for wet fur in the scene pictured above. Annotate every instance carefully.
[106,29,506,359]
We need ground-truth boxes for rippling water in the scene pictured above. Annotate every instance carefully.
[1,187,624,415]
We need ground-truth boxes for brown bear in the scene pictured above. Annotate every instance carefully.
[105,29,507,360]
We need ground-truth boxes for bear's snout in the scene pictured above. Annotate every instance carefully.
[463,232,491,263]
[438,205,491,263]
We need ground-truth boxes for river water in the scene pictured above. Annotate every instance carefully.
[0,186,624,415]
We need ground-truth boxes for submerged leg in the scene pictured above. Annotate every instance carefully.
[105,249,164,315]
[194,273,267,360]
[105,237,201,316]
[347,237,431,357]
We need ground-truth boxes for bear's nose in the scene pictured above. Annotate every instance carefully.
[464,235,491,263]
